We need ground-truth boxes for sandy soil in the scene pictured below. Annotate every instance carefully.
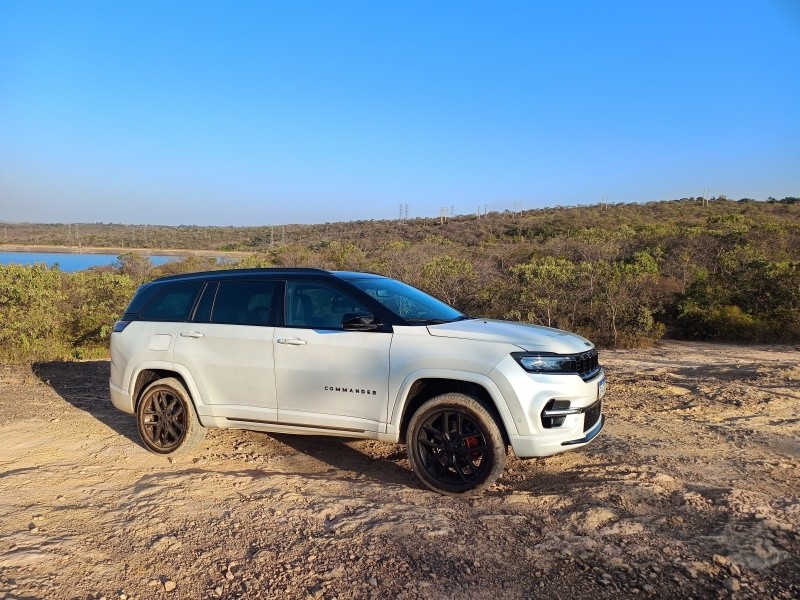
[0,341,798,600]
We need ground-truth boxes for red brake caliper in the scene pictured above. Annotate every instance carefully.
[464,436,480,460]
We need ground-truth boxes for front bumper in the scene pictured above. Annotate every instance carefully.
[561,414,605,446]
[489,355,606,457]
[509,410,605,457]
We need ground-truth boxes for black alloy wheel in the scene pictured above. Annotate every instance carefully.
[136,377,206,455]
[407,393,506,495]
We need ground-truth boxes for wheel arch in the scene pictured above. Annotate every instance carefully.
[133,368,189,409]
[130,364,207,424]
[395,373,517,445]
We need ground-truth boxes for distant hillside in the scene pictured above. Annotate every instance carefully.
[1,197,799,360]
[2,196,799,253]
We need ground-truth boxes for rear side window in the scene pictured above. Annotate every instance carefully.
[211,280,278,326]
[140,283,202,322]
[124,281,163,314]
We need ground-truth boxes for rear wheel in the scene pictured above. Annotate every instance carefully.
[406,393,506,496]
[136,377,206,455]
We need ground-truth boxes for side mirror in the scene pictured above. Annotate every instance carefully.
[342,311,380,331]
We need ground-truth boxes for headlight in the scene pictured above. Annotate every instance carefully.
[511,352,577,374]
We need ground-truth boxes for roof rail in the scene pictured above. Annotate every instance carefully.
[151,267,330,283]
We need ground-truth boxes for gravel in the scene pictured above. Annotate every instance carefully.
[0,341,798,599]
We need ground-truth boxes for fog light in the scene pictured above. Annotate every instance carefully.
[541,399,582,429]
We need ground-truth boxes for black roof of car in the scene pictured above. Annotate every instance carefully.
[149,267,330,284]
[331,271,388,280]
[148,268,388,285]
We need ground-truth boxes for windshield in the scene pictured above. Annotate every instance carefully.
[348,277,466,324]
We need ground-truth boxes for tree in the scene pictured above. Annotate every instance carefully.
[508,256,578,328]
[116,252,153,281]
[421,255,476,308]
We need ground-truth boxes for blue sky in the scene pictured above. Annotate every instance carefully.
[1,1,798,226]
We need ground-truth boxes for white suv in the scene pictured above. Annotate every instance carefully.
[110,268,605,495]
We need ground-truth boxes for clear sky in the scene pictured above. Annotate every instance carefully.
[1,1,798,226]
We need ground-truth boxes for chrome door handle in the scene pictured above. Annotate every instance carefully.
[180,331,204,338]
[277,338,307,345]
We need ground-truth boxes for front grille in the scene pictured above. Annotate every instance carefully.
[575,349,600,380]
[583,400,601,432]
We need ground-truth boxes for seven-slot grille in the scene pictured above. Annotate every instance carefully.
[575,348,600,380]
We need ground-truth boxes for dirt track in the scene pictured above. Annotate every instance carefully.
[0,341,798,599]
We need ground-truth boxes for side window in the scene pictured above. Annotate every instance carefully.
[211,280,277,326]
[191,282,218,323]
[285,281,369,329]
[140,283,202,322]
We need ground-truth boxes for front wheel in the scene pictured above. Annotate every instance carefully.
[406,393,506,496]
[136,377,206,455]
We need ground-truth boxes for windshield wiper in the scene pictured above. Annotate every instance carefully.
[404,318,449,325]
[405,315,472,325]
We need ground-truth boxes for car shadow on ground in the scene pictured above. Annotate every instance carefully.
[30,360,606,497]
[31,360,422,490]
[269,433,420,489]
[32,359,143,448]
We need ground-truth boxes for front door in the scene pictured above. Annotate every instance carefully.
[274,280,392,433]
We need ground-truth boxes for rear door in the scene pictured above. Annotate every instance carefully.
[273,279,392,433]
[175,279,280,421]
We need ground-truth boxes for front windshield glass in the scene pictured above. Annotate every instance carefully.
[349,277,465,324]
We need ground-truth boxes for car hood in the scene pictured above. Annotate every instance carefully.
[427,319,594,354]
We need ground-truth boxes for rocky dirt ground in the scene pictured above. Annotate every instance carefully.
[0,341,798,600]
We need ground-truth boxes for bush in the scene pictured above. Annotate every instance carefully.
[65,271,138,357]
[0,264,68,361]
[0,264,137,362]
[676,304,764,342]
[675,259,800,342]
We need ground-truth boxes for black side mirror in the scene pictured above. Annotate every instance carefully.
[342,311,380,331]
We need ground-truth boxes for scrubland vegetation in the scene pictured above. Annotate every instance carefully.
[1,197,798,361]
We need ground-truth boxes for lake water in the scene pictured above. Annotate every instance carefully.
[0,251,176,273]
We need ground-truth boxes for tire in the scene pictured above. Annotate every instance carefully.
[406,393,506,496]
[136,377,206,455]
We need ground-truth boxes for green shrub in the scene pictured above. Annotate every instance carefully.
[65,271,137,357]
[0,264,68,361]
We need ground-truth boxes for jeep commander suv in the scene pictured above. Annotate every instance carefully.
[110,268,605,495]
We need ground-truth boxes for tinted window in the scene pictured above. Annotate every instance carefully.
[285,281,369,328]
[192,282,218,323]
[140,283,202,322]
[124,282,162,314]
[211,280,277,326]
